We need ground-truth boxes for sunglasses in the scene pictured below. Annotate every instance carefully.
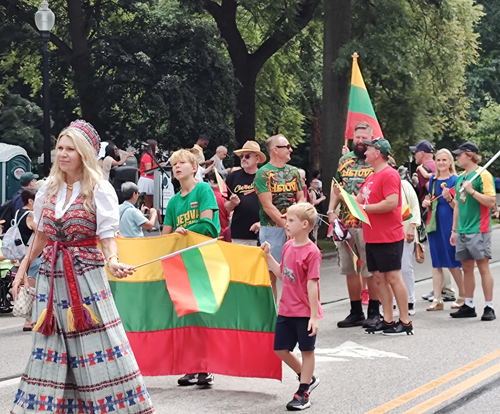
[239,154,254,160]
[275,144,292,150]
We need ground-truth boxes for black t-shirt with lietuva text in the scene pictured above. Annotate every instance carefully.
[226,169,259,240]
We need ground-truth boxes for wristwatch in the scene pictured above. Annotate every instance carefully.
[326,210,335,215]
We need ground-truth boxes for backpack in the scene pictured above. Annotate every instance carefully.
[1,209,31,261]
[0,199,14,233]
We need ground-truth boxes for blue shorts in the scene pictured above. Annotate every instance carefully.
[27,257,41,279]
[274,315,316,352]
[259,226,287,265]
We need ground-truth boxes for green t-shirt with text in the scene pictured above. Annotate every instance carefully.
[455,168,496,234]
[164,181,221,235]
[254,162,302,227]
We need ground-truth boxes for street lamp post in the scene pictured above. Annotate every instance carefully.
[35,1,55,177]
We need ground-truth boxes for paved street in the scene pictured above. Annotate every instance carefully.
[1,230,500,413]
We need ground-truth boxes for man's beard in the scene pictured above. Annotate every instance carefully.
[353,144,367,159]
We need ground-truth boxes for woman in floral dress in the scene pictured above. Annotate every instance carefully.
[11,120,154,413]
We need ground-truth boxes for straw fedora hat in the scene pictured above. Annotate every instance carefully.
[234,141,267,164]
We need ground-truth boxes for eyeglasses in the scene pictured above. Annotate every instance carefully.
[239,154,254,160]
[275,144,292,150]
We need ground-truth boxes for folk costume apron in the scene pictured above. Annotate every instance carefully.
[11,194,154,413]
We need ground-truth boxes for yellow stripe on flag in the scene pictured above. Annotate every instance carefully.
[199,242,231,307]
[351,55,367,90]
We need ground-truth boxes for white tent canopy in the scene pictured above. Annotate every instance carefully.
[0,143,29,162]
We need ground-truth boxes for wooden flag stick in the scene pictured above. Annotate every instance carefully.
[134,238,219,269]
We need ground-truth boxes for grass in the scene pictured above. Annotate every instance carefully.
[317,238,336,254]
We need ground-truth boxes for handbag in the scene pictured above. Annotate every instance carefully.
[13,285,36,319]
[425,178,438,233]
[415,240,425,264]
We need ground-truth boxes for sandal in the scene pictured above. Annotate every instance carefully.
[427,298,444,311]
[451,297,465,309]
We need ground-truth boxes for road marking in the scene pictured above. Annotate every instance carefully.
[366,347,500,414]
[403,362,500,414]
[0,377,21,388]
[311,341,407,363]
[0,323,24,332]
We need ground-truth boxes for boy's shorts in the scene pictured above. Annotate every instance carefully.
[259,226,287,267]
[274,315,316,352]
[456,233,492,262]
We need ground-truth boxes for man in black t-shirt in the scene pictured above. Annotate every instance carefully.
[225,141,267,245]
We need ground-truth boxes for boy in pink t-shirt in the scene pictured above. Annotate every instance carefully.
[262,202,322,411]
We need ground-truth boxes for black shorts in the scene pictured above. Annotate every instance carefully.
[274,315,316,352]
[365,240,404,273]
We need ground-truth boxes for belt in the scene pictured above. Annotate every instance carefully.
[33,237,100,336]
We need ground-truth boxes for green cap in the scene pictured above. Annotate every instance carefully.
[363,138,391,155]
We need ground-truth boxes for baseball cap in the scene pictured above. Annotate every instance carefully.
[20,172,39,186]
[363,138,391,155]
[452,142,479,155]
[409,140,434,153]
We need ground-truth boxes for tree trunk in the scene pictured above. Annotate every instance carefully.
[234,69,257,146]
[322,0,352,198]
[309,106,322,172]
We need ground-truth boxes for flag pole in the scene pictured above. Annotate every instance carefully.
[459,148,500,193]
[134,238,219,269]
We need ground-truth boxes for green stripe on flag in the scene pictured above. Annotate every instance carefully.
[110,280,276,333]
[347,85,378,119]
[182,248,218,313]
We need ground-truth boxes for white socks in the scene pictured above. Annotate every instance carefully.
[465,298,474,308]
[485,301,494,309]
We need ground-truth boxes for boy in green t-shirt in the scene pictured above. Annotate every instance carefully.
[450,142,497,321]
[162,149,220,386]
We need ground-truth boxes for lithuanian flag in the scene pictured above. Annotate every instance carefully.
[108,232,281,380]
[402,204,413,221]
[160,239,230,317]
[345,53,384,140]
[338,184,371,226]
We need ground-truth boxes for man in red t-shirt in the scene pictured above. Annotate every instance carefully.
[357,138,414,336]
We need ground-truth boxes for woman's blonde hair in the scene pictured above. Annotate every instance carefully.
[47,128,102,212]
[435,149,456,179]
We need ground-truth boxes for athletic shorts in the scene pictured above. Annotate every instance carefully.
[259,226,287,266]
[274,315,316,352]
[137,176,154,195]
[365,240,404,273]
[336,227,371,277]
[455,233,492,262]
[27,257,41,279]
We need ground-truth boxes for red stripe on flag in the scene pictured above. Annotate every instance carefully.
[162,254,199,315]
[127,327,282,380]
[345,111,384,140]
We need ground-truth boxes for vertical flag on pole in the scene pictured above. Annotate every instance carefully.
[345,53,384,140]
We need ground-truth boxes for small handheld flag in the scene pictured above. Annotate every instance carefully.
[336,183,371,226]
[214,168,228,197]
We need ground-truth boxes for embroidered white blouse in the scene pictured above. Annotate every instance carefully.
[33,179,119,239]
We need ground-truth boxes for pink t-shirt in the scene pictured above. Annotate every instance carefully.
[360,165,405,243]
[278,240,323,318]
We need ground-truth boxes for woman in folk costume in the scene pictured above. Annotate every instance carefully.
[11,120,154,413]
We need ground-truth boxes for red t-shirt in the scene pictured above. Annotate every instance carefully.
[278,240,323,318]
[360,165,405,243]
[212,187,229,236]
[140,153,157,178]
[417,160,436,203]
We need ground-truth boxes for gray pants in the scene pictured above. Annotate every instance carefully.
[401,241,416,304]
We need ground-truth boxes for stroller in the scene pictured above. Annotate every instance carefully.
[0,266,14,313]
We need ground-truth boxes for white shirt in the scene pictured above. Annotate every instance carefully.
[33,179,119,239]
[210,155,228,178]
[195,165,205,182]
[401,180,421,235]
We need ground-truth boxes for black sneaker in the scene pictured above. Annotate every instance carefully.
[197,373,214,386]
[177,373,198,386]
[365,319,394,334]
[362,312,381,329]
[286,391,311,411]
[297,375,320,393]
[481,307,496,321]
[337,312,365,328]
[382,320,414,336]
[408,303,415,316]
[442,291,456,302]
[450,304,477,318]
[422,291,433,301]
